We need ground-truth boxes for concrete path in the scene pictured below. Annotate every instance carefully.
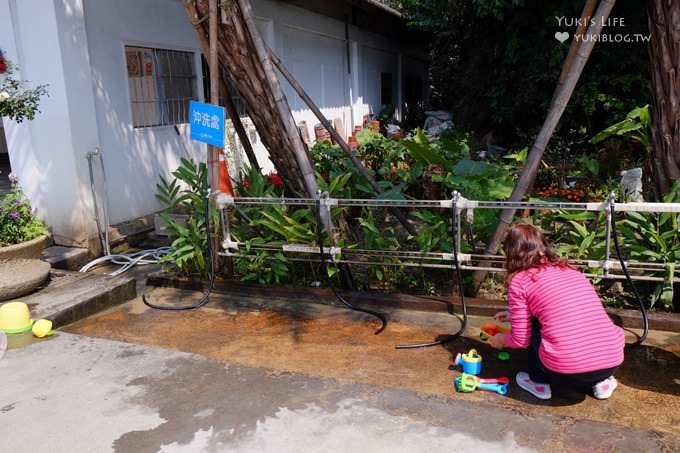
[1,263,679,452]
[2,330,676,453]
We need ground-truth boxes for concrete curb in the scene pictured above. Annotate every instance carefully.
[19,269,137,328]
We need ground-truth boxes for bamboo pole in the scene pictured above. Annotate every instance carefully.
[267,47,417,237]
[237,0,320,202]
[470,0,617,294]
[184,2,260,170]
[221,76,261,171]
[555,0,598,91]
[208,0,219,192]
[193,0,308,196]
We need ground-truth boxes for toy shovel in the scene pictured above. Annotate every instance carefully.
[455,373,509,395]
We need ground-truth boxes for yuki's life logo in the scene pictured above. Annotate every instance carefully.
[554,15,650,44]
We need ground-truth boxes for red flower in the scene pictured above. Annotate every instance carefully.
[0,54,6,75]
[267,171,283,188]
[242,177,250,189]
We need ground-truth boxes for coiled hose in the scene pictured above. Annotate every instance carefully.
[396,194,468,349]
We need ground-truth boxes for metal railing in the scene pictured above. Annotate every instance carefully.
[216,191,680,283]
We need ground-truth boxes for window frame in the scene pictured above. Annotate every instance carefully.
[125,45,200,128]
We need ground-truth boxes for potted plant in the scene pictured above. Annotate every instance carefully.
[0,172,51,300]
[0,52,51,300]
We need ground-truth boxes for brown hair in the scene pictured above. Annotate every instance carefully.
[503,224,568,282]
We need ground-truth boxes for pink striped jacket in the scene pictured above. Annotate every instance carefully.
[503,265,625,374]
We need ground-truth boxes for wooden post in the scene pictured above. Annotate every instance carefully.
[208,0,222,273]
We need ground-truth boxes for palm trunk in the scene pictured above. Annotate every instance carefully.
[646,0,680,198]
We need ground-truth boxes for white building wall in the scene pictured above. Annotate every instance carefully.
[1,0,203,247]
[0,0,101,247]
[1,0,427,248]
[246,0,428,174]
[81,0,204,229]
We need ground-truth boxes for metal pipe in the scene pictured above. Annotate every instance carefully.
[86,147,110,256]
[219,196,680,213]
[604,193,614,277]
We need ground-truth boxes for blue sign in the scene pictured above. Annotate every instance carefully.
[189,100,225,148]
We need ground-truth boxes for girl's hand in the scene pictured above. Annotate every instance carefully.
[494,310,511,323]
[489,333,505,350]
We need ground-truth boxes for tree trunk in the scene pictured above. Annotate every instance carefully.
[646,0,680,197]
[469,0,617,295]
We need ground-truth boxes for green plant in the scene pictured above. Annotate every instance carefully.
[353,129,416,199]
[0,172,49,247]
[395,126,517,245]
[310,140,351,181]
[409,209,452,253]
[357,211,401,289]
[239,237,290,284]
[253,205,317,245]
[547,210,608,261]
[154,158,216,277]
[155,157,210,214]
[230,164,325,284]
[437,158,515,243]
[571,154,599,179]
[615,177,680,309]
[590,105,651,182]
[590,105,651,153]
[0,57,49,123]
[401,128,452,170]
[160,215,210,276]
[544,175,680,310]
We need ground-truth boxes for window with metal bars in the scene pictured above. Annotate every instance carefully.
[200,55,247,118]
[126,46,198,128]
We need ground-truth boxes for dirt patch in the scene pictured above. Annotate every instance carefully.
[63,285,680,438]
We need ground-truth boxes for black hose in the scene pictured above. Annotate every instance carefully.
[396,195,468,349]
[314,193,387,334]
[609,201,648,347]
[142,195,215,310]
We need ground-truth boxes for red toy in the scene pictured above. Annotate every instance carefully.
[479,322,509,341]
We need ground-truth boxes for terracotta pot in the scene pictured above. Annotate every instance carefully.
[0,235,50,301]
[314,124,331,143]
